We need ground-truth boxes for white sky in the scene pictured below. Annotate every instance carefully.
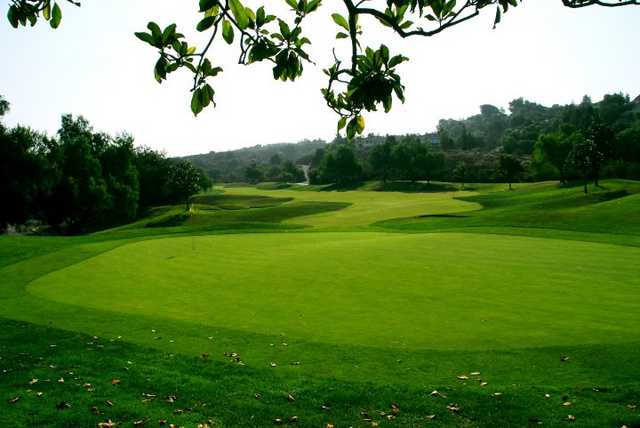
[1,1,639,156]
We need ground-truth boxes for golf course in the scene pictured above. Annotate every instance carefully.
[1,179,639,427]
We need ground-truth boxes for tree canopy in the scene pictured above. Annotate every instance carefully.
[6,0,638,140]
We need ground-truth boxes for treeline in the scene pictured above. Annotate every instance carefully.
[1,96,211,233]
[308,93,640,187]
[183,139,326,182]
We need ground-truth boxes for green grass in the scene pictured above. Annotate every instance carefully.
[2,179,640,427]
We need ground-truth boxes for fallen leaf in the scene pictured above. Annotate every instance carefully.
[36,392,44,397]
[493,392,503,397]
[429,390,446,398]
[105,400,113,407]
[470,372,481,376]
[447,403,460,413]
[8,396,21,404]
[567,414,576,421]
[58,377,65,384]
[289,416,298,423]
[287,394,295,402]
[29,378,38,385]
[270,362,277,367]
[480,382,488,387]
[563,401,572,407]
[273,418,283,425]
[97,420,116,428]
[426,414,436,420]
[133,419,148,426]
[325,424,334,428]
[91,406,101,415]
[457,375,469,380]
[561,356,570,362]
[627,404,637,410]
[111,379,121,385]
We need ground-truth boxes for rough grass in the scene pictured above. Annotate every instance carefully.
[1,179,640,427]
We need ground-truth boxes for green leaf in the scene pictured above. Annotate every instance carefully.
[134,32,155,46]
[346,118,357,140]
[222,20,234,44]
[331,13,349,31]
[336,32,349,39]
[7,6,19,28]
[43,2,51,21]
[388,54,408,68]
[356,115,365,134]
[50,3,62,29]
[147,22,162,44]
[162,23,176,44]
[191,88,203,116]
[197,16,215,32]
[278,20,291,38]
[199,0,218,12]
[229,0,249,29]
[337,117,347,132]
[493,6,501,29]
[154,57,167,82]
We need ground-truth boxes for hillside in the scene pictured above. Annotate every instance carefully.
[181,139,327,182]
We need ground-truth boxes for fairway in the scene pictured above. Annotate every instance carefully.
[226,187,480,228]
[28,232,640,350]
[4,181,640,427]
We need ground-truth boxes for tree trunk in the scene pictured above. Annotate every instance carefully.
[509,182,512,191]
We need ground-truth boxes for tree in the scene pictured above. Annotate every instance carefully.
[167,160,203,210]
[565,133,600,194]
[534,132,573,184]
[244,162,264,184]
[498,154,524,190]
[7,0,637,140]
[99,134,140,223]
[453,162,468,190]
[422,150,445,184]
[134,146,172,208]
[370,136,394,183]
[587,118,613,186]
[0,125,49,229]
[269,153,283,166]
[0,95,9,117]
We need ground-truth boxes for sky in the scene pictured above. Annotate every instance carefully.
[1,1,639,157]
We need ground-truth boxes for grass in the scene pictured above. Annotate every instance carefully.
[1,179,640,427]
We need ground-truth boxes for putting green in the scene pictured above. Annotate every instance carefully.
[28,232,640,350]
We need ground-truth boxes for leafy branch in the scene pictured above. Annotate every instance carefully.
[5,0,639,139]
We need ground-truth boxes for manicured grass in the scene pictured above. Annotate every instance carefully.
[2,179,640,427]
[27,232,640,350]
[226,186,478,228]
